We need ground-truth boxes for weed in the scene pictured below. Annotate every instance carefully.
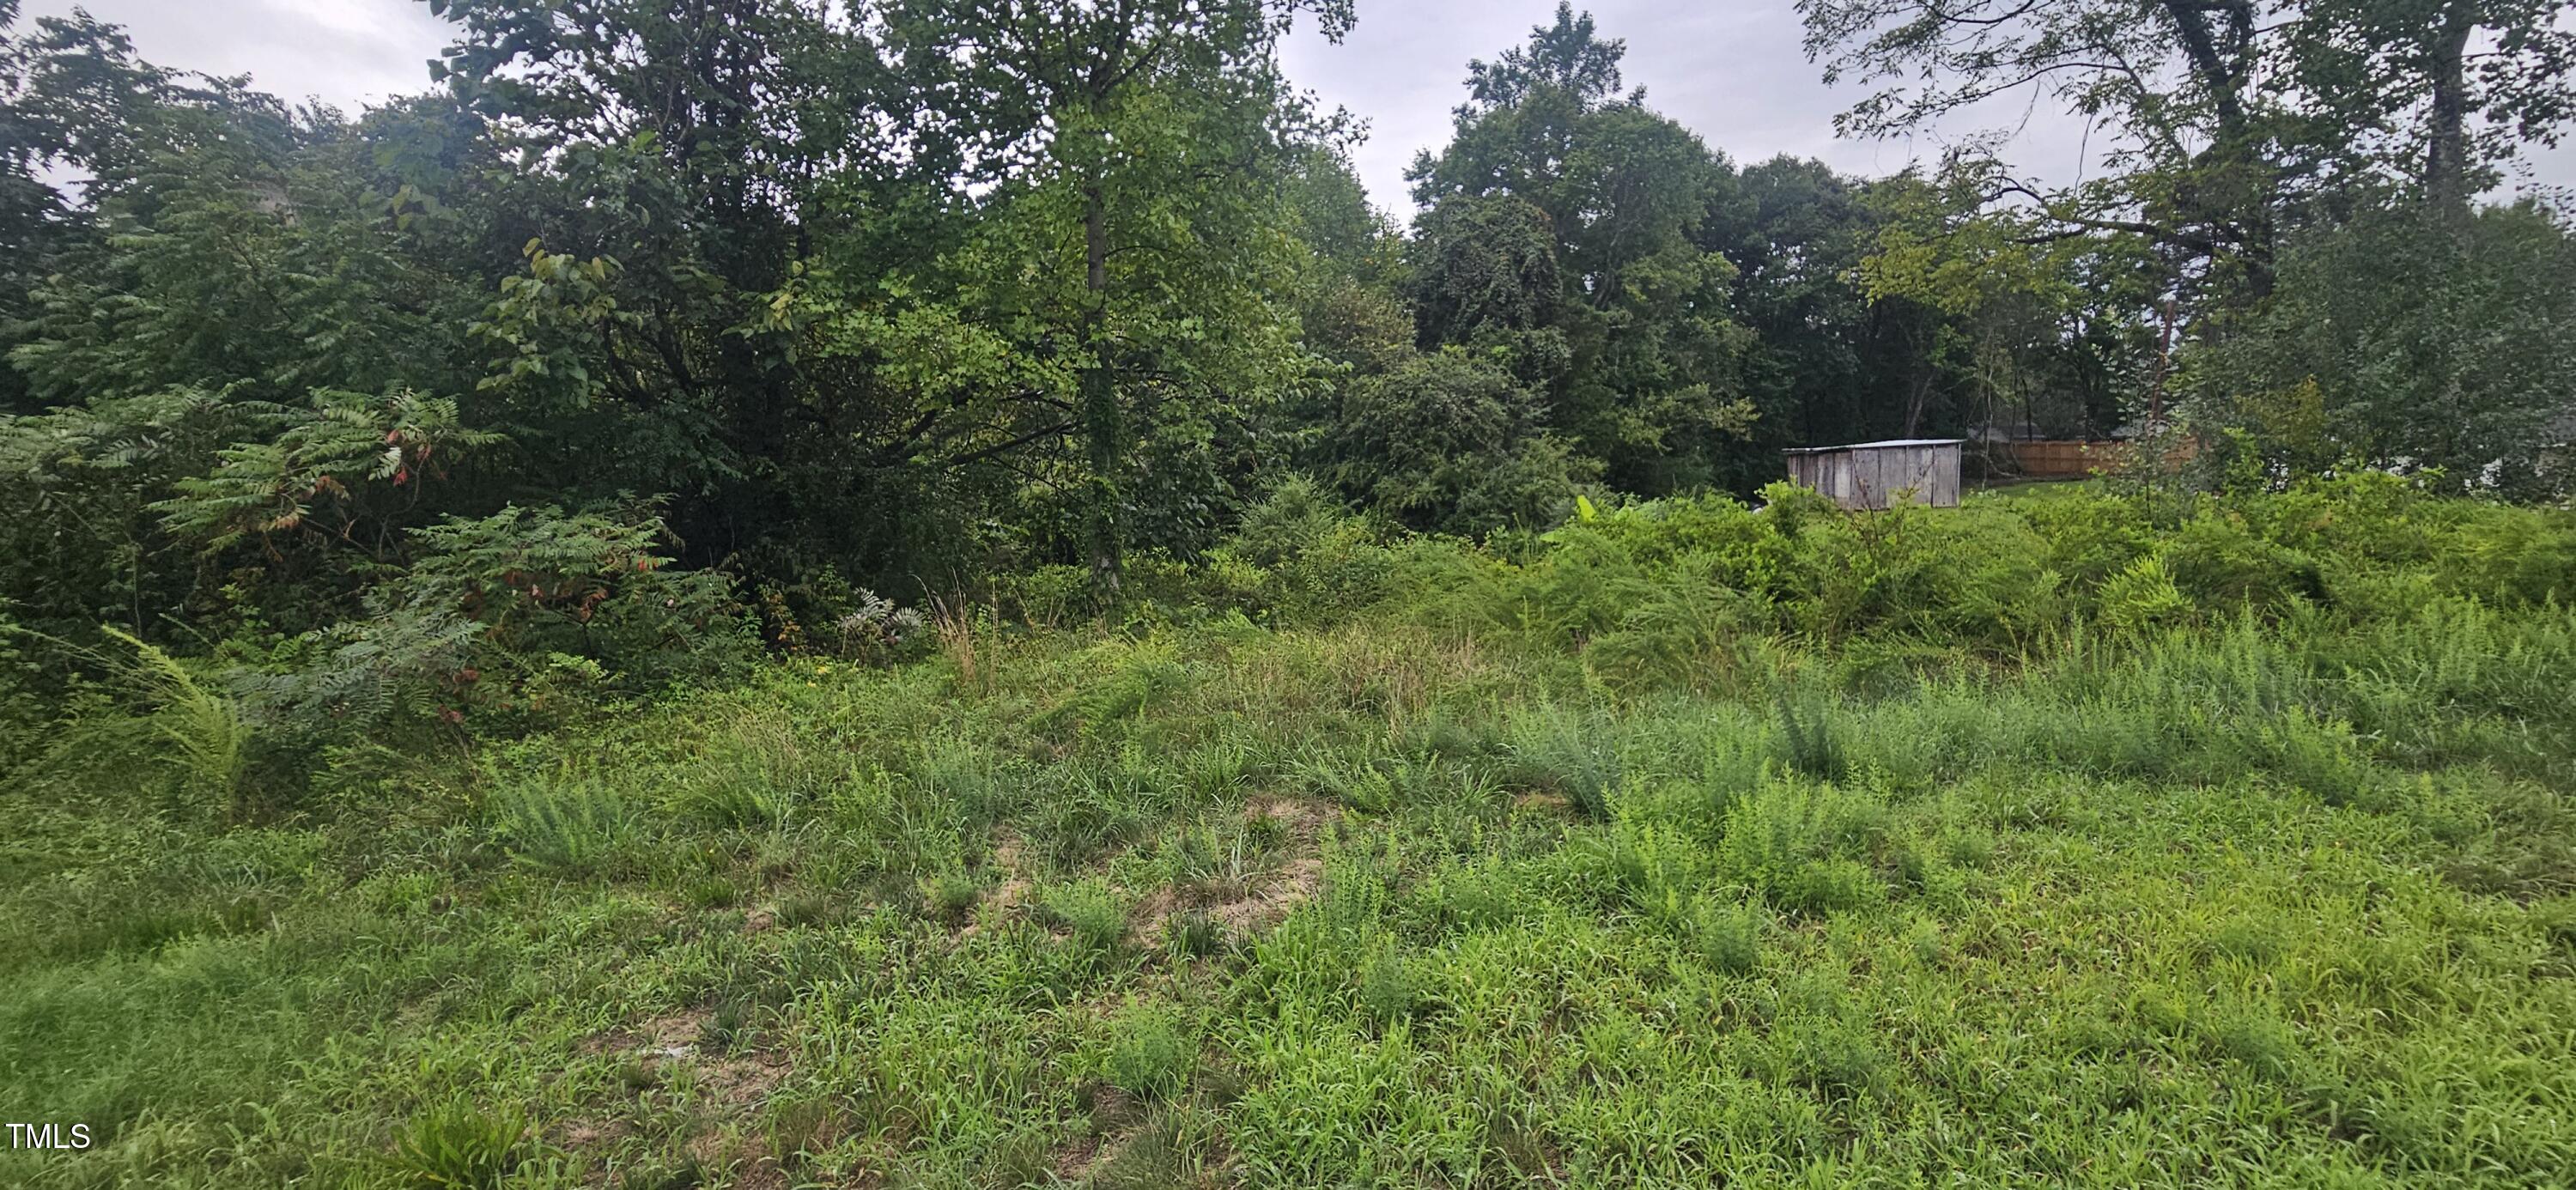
[1358,947,1430,1027]
[486,780,636,876]
[387,1098,529,1189]
[15,486,2576,1187]
[1104,1008,1195,1101]
[776,889,837,929]
[1043,879,1131,956]
[1772,687,1846,781]
[1164,909,1225,959]
[680,877,740,910]
[1503,707,1620,817]
[921,870,984,926]
[1692,898,1762,975]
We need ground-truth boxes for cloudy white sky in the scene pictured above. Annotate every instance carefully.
[21,0,2573,216]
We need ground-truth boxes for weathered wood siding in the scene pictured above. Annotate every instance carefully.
[1782,440,1962,510]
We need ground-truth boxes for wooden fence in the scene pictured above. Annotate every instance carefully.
[1994,439,2196,479]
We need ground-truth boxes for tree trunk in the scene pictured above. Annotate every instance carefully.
[1081,181,1122,598]
[2425,0,2477,222]
[2160,0,2276,298]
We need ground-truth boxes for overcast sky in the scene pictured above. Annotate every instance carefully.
[22,0,2573,216]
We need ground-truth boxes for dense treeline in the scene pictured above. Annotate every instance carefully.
[7,6,2576,1181]
[2,0,2573,761]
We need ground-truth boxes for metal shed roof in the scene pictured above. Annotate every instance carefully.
[1780,438,1965,455]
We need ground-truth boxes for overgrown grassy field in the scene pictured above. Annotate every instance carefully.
[5,479,2575,1188]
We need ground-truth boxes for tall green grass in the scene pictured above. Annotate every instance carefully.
[3,483,2573,1187]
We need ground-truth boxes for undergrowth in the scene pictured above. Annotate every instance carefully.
[3,479,2573,1187]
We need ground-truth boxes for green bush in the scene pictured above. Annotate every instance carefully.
[389,502,756,689]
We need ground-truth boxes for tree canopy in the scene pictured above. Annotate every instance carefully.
[0,0,2570,721]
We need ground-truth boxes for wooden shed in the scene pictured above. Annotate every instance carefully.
[1782,439,1964,509]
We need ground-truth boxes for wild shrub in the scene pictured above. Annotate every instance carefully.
[2163,512,2326,616]
[1205,476,1406,622]
[1922,507,2066,647]
[1437,524,1648,645]
[2246,707,2382,809]
[1397,707,1500,762]
[1782,1017,1891,1096]
[1060,640,1191,731]
[100,628,253,821]
[157,389,501,555]
[1796,507,1935,641]
[2016,489,2157,591]
[9,627,263,821]
[1292,749,1443,815]
[1691,897,1763,975]
[230,604,483,749]
[664,773,789,829]
[1424,860,1520,932]
[1586,492,1795,584]
[2444,508,2576,608]
[1755,480,1839,539]
[753,565,928,661]
[1357,946,1431,1027]
[2097,553,2194,634]
[1585,556,1773,695]
[387,502,754,689]
[1771,688,1847,781]
[1577,819,1706,923]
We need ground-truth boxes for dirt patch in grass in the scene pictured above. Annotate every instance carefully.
[683,1132,789,1190]
[581,1006,790,1114]
[1244,792,1337,842]
[1513,791,1573,816]
[1130,798,1335,944]
[557,1116,633,1152]
[988,830,1037,908]
[957,830,1039,939]
[1054,1085,1140,1181]
[1208,856,1322,937]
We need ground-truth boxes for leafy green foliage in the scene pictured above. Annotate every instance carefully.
[2185,203,2576,495]
[1405,5,1759,493]
[158,389,499,553]
[7,2,2576,1183]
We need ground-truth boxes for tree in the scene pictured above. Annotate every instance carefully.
[0,2,295,412]
[2284,0,2576,218]
[1322,349,1589,534]
[1409,3,1754,494]
[2185,201,2576,493]
[1799,0,2288,301]
[859,0,1353,593]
